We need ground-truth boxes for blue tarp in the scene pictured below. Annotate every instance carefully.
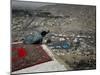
[48,41,70,49]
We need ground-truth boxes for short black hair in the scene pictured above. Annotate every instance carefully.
[41,30,49,37]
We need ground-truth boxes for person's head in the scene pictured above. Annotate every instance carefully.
[41,30,50,37]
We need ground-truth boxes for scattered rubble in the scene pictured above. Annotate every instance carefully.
[12,4,96,70]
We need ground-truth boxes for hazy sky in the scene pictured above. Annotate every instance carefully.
[12,0,54,9]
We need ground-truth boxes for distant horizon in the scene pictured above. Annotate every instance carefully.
[12,0,95,10]
[12,0,55,10]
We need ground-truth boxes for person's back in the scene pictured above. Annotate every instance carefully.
[23,30,49,44]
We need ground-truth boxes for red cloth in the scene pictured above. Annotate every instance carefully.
[12,44,52,72]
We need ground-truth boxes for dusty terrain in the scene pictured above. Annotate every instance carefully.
[12,1,96,72]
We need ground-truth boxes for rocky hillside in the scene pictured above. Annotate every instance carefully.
[12,4,96,41]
